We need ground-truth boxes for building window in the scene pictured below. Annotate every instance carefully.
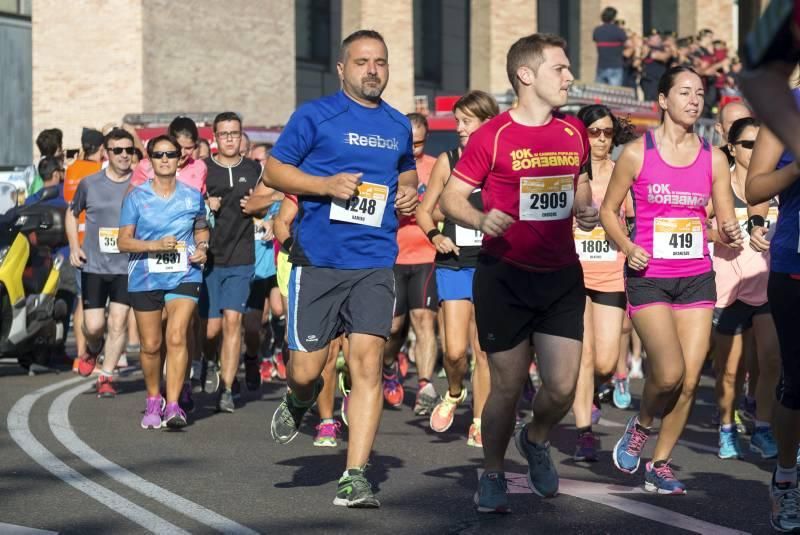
[0,0,31,17]
[642,0,677,36]
[414,0,443,84]
[537,0,580,77]
[296,0,331,65]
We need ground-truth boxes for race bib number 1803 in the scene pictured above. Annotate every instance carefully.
[329,182,388,228]
[574,227,616,261]
[519,175,574,221]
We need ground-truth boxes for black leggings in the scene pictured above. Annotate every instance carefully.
[769,272,800,410]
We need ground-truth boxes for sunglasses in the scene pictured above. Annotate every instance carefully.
[109,147,135,155]
[412,140,426,147]
[733,140,755,149]
[588,127,614,138]
[152,150,180,160]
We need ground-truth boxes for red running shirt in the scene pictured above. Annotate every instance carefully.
[452,111,589,270]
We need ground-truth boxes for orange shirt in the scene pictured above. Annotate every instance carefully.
[396,154,437,265]
[64,159,103,244]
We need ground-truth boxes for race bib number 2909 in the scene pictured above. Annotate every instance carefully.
[519,175,574,221]
[329,182,388,228]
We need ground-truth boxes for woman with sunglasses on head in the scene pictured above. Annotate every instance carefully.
[118,135,209,430]
[710,117,781,462]
[571,105,638,462]
[416,90,498,445]
[602,65,743,494]
[132,116,208,195]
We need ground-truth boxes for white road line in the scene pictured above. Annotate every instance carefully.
[0,522,59,534]
[6,378,189,534]
[48,381,259,535]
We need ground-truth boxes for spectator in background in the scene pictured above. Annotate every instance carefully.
[131,147,143,169]
[640,31,672,101]
[239,131,251,157]
[196,139,211,160]
[622,30,644,91]
[694,29,731,116]
[593,6,628,86]
[26,128,65,196]
[249,143,273,167]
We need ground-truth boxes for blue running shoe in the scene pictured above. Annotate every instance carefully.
[717,426,743,459]
[514,427,559,497]
[771,472,800,532]
[474,472,510,513]
[612,375,632,410]
[750,426,778,459]
[613,415,651,474]
[644,460,686,495]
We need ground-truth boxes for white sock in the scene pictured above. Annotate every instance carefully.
[776,464,798,486]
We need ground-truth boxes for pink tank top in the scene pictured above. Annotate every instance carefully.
[630,131,713,278]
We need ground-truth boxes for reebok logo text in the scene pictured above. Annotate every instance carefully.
[345,133,399,151]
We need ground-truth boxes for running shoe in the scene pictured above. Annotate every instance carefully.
[203,360,221,394]
[430,388,468,432]
[644,460,686,495]
[338,368,351,427]
[179,382,195,413]
[163,402,187,429]
[529,361,541,388]
[333,467,380,508]
[190,360,204,393]
[734,409,746,434]
[414,382,438,416]
[231,378,242,402]
[141,396,164,430]
[260,359,275,382]
[574,430,599,462]
[474,471,510,514]
[274,352,287,380]
[514,426,559,497]
[771,472,800,532]
[244,355,261,391]
[270,379,323,444]
[341,393,349,427]
[382,363,404,408]
[116,352,128,368]
[397,351,409,379]
[313,420,341,447]
[751,426,779,459]
[72,357,79,373]
[613,415,650,474]
[217,388,235,413]
[96,375,117,398]
[467,421,483,448]
[629,357,644,379]
[612,375,632,410]
[522,377,536,404]
[77,348,102,377]
[717,426,744,459]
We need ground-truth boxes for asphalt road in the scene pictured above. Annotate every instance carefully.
[0,352,777,534]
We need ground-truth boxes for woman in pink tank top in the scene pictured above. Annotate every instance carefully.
[601,66,743,494]
[709,117,782,462]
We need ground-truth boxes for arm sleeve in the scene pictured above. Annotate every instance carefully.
[70,180,88,217]
[119,192,139,228]
[269,105,317,167]
[451,125,493,187]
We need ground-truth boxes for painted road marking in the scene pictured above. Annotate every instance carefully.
[7,378,189,534]
[48,380,259,535]
[478,470,749,535]
[0,522,58,534]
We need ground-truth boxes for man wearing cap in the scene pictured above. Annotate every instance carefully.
[63,128,105,373]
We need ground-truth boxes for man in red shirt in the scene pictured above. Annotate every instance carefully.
[440,33,598,513]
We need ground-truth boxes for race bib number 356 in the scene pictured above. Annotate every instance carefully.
[575,227,616,261]
[148,241,188,273]
[653,218,703,259]
[519,175,574,221]
[329,182,388,228]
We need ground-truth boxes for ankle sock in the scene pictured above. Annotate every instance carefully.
[776,464,798,485]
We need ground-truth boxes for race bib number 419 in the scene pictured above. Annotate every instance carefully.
[519,175,574,221]
[653,218,703,259]
[329,182,388,228]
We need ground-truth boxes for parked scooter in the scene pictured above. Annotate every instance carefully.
[0,185,68,374]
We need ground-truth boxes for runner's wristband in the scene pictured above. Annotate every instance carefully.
[746,215,765,234]
[281,236,294,253]
[426,229,442,242]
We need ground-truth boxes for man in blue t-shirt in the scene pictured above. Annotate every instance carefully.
[593,6,628,86]
[264,29,418,508]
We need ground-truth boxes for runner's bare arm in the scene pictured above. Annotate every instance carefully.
[441,175,513,238]
[746,124,800,205]
[395,169,419,216]
[574,172,599,231]
[243,181,276,217]
[427,153,450,222]
[117,225,176,253]
[273,197,298,247]
[601,141,644,261]
[416,155,459,255]
[189,225,210,264]
[263,156,359,200]
[711,147,743,247]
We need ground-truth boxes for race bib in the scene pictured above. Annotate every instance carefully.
[98,227,119,254]
[519,175,574,221]
[147,241,187,273]
[455,224,483,247]
[653,218,703,259]
[254,219,267,240]
[574,227,616,261]
[329,182,388,228]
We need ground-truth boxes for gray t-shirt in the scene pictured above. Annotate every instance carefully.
[70,170,130,275]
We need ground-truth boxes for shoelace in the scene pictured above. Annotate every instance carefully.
[146,398,162,415]
[486,474,508,493]
[617,379,627,395]
[777,488,800,518]
[317,421,341,437]
[653,462,677,481]
[626,426,648,455]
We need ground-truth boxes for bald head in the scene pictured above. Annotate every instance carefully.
[717,102,752,142]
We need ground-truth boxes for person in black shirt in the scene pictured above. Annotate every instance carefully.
[201,112,274,412]
[593,7,628,86]
[640,31,672,101]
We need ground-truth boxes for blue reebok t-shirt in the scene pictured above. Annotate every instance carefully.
[270,90,416,269]
[120,180,206,292]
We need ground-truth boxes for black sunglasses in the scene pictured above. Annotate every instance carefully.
[152,150,180,160]
[733,140,755,149]
[588,127,615,138]
[109,147,135,155]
